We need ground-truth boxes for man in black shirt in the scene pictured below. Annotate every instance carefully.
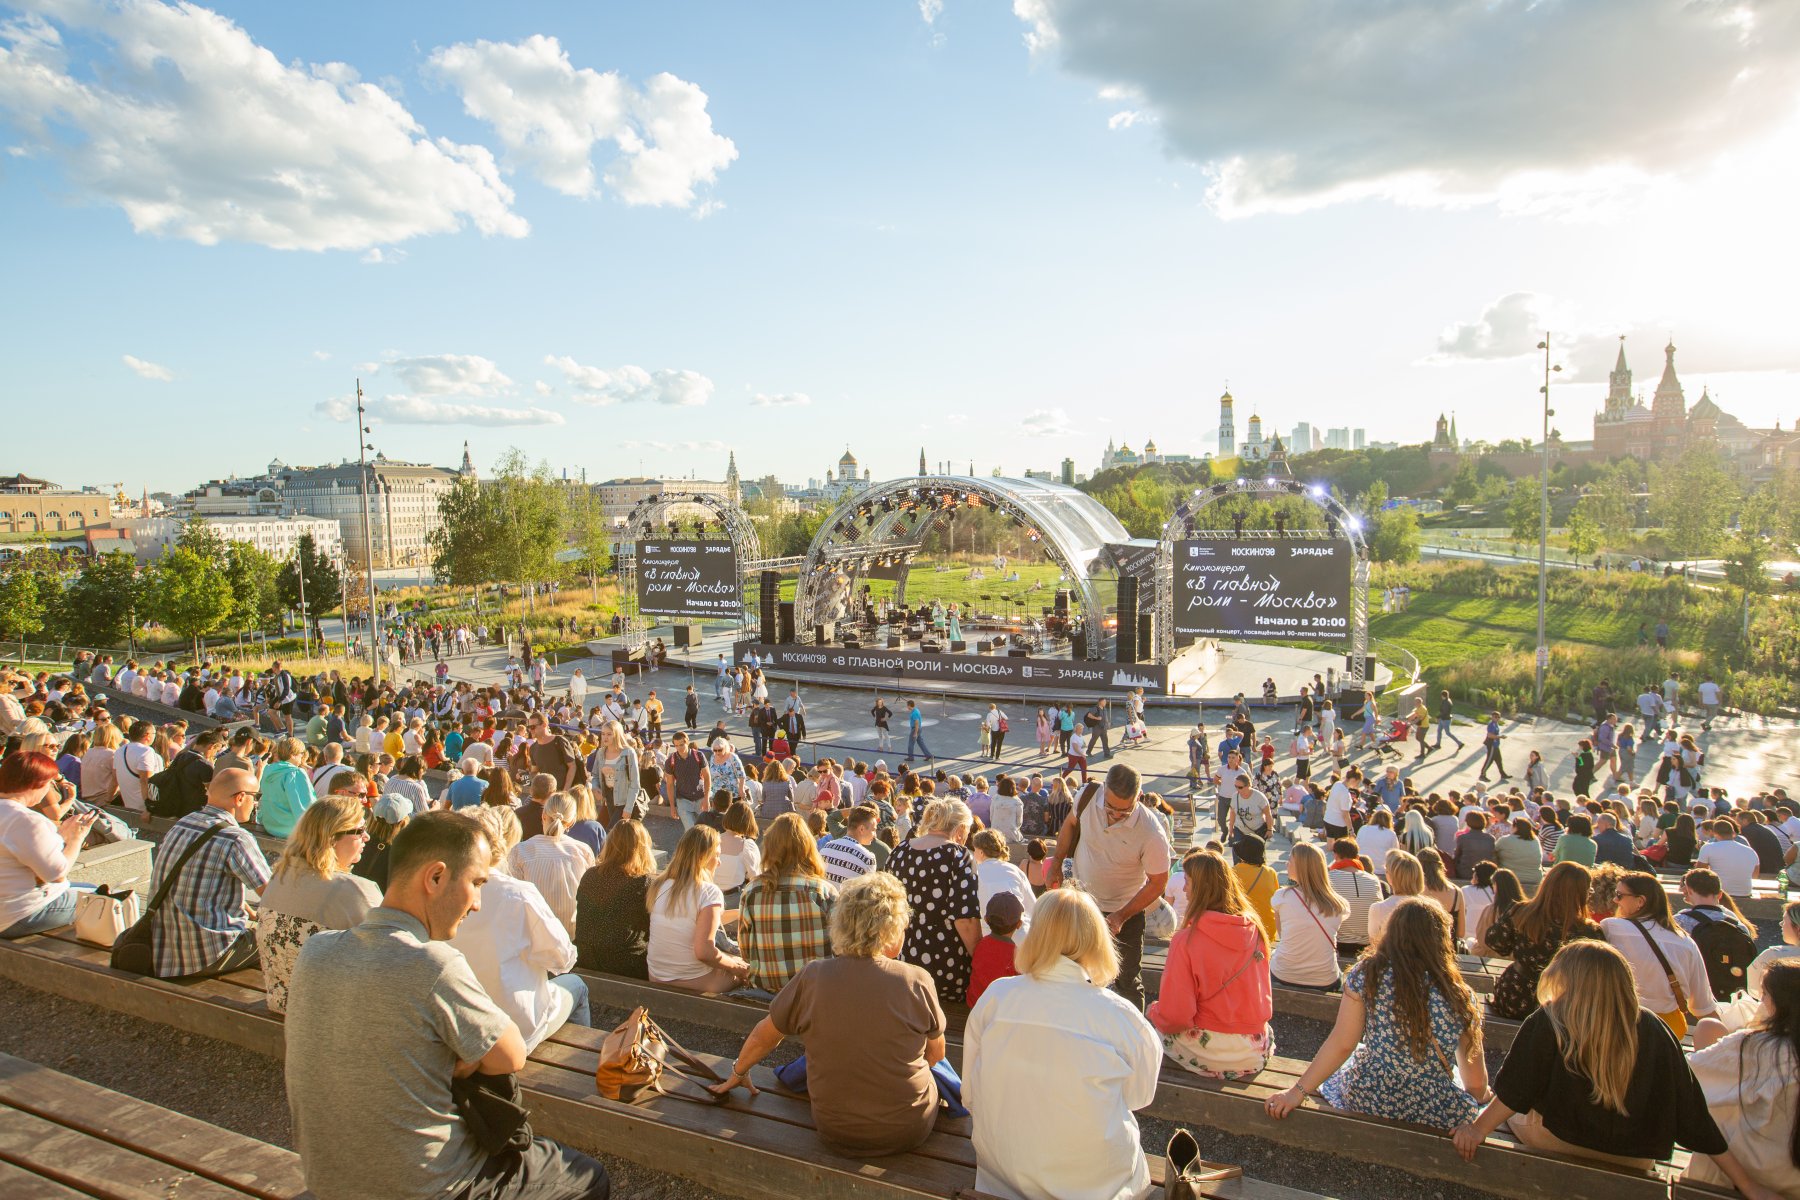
[1084,700,1111,758]
[663,733,711,830]
[525,714,576,790]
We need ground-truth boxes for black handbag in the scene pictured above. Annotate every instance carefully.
[451,1071,534,1156]
[110,825,223,976]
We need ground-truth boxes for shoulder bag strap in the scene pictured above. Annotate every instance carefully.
[1630,918,1693,1019]
[146,825,225,916]
[1065,781,1102,858]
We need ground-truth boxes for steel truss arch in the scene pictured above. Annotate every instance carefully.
[619,492,763,650]
[1152,476,1371,687]
[795,475,1130,656]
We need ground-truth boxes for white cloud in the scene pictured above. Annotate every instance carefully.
[1106,110,1144,131]
[382,354,513,397]
[693,197,724,220]
[1433,293,1563,363]
[533,380,553,396]
[749,392,811,408]
[0,2,526,251]
[919,0,944,23]
[1020,407,1078,437]
[427,35,736,208]
[122,353,173,381]
[362,247,406,265]
[1012,0,1800,216]
[315,393,561,426]
[311,350,331,361]
[545,355,712,406]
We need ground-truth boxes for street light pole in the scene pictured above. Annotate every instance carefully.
[1533,335,1562,712]
[356,380,382,688]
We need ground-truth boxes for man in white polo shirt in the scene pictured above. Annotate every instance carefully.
[1047,762,1172,1011]
[1695,818,1759,898]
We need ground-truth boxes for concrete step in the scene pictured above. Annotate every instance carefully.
[71,837,154,890]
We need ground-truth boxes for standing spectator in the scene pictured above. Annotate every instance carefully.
[1047,763,1173,1011]
[1483,862,1602,1020]
[1697,676,1722,731]
[984,703,1008,760]
[708,873,946,1157]
[1150,850,1274,1079]
[1323,768,1361,839]
[965,889,1203,1200]
[739,813,838,994]
[574,819,656,978]
[509,793,595,938]
[453,806,588,1052]
[148,768,271,980]
[285,811,610,1200]
[989,776,1024,860]
[1266,900,1486,1130]
[255,794,380,1012]
[0,752,96,937]
[1683,963,1800,1196]
[592,722,646,828]
[904,700,933,764]
[1327,837,1383,954]
[1601,872,1716,1039]
[1083,699,1111,759]
[1432,689,1463,752]
[1476,712,1509,783]
[1451,942,1772,1199]
[646,825,749,994]
[888,799,982,1004]
[1268,843,1347,990]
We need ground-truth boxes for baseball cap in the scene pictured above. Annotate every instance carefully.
[371,794,412,823]
[985,891,1025,925]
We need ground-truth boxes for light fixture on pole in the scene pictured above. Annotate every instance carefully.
[1533,336,1563,712]
[355,379,382,687]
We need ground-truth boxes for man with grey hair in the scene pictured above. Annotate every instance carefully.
[446,757,489,810]
[1046,761,1171,1010]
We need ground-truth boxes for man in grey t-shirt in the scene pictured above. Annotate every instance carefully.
[286,811,608,1200]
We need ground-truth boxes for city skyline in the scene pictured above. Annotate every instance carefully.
[5,1,1799,495]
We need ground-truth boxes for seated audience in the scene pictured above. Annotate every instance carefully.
[713,801,762,910]
[888,798,982,1004]
[1326,837,1382,954]
[1470,867,1526,957]
[256,793,380,1011]
[0,751,94,937]
[740,813,838,994]
[1366,850,1425,946]
[1493,817,1545,888]
[148,767,271,980]
[709,872,947,1156]
[574,819,657,978]
[1684,963,1800,1197]
[1483,861,1601,1020]
[1703,901,1800,1035]
[1230,834,1279,942]
[1148,850,1274,1079]
[647,825,749,993]
[509,792,594,938]
[352,794,410,892]
[1268,842,1348,991]
[258,737,315,838]
[966,892,1023,1007]
[819,805,880,886]
[1266,899,1486,1130]
[969,829,1035,940]
[1601,871,1716,1038]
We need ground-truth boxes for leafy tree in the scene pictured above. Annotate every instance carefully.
[54,553,143,647]
[175,516,229,564]
[564,485,614,598]
[276,533,343,619]
[1565,506,1600,556]
[431,477,501,605]
[1442,459,1480,505]
[0,569,46,658]
[149,547,235,661]
[223,541,282,633]
[1649,444,1738,558]
[1722,531,1770,596]
[1506,477,1542,544]
[1367,505,1421,563]
[482,449,565,609]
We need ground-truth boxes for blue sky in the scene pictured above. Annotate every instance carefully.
[4,0,1799,496]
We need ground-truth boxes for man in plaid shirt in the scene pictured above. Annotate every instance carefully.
[148,767,271,979]
[737,817,837,993]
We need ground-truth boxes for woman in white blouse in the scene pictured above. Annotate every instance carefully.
[508,792,595,937]
[452,805,588,1051]
[1601,871,1716,1040]
[79,720,123,804]
[712,802,762,916]
[1683,963,1800,1198]
[964,889,1203,1200]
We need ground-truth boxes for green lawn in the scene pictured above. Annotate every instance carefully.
[1370,591,1707,673]
[768,559,1078,612]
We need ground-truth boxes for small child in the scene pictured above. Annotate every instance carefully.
[697,787,732,831]
[966,892,1024,1007]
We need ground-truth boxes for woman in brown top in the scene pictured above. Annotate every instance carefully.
[710,871,947,1156]
[1483,861,1602,1019]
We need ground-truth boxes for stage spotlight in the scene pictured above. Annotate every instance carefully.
[1309,484,1325,497]
[1347,516,1364,532]
[1265,477,1276,487]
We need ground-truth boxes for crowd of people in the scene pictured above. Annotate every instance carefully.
[2,646,1798,1200]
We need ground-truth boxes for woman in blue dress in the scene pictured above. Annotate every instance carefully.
[1263,898,1488,1130]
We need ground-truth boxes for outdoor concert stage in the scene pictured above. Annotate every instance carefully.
[620,625,1391,706]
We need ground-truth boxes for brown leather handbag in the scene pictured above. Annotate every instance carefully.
[1165,1129,1242,1198]
[594,1006,729,1104]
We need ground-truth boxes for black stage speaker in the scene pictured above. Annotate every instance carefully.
[1007,646,1030,657]
[778,601,796,644]
[887,635,902,649]
[759,571,779,644]
[950,639,967,653]
[671,623,703,648]
[1137,612,1156,662]
[1055,589,1070,614]
[1071,630,1088,660]
[1115,575,1140,663]
[814,621,835,644]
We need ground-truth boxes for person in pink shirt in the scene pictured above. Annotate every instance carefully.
[1148,850,1273,1079]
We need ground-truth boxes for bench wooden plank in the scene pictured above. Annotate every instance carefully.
[0,1053,306,1200]
[0,1105,255,1200]
[0,1159,92,1200]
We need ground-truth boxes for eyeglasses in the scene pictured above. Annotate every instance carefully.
[336,826,370,839]
[235,789,261,800]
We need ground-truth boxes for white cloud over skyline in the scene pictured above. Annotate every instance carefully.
[545,355,713,406]
[121,353,173,381]
[750,392,810,407]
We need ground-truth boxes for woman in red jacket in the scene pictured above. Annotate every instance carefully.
[1148,849,1273,1079]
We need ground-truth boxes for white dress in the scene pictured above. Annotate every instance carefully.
[1683,1030,1800,1196]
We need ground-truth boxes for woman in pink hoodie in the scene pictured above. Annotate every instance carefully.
[1148,850,1274,1079]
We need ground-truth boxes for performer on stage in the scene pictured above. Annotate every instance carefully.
[947,603,963,644]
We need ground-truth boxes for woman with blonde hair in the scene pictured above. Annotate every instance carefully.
[646,824,749,993]
[1365,850,1425,946]
[740,812,835,993]
[1417,847,1466,942]
[1149,850,1274,1079]
[574,819,657,977]
[888,798,982,1003]
[79,719,124,804]
[966,889,1201,1200]
[713,801,762,916]
[257,736,316,838]
[1484,861,1603,1020]
[1268,841,1350,991]
[709,872,947,1156]
[591,720,642,828]
[1452,942,1776,1198]
[508,792,594,937]
[255,794,380,1011]
[451,805,587,1050]
[563,783,605,855]
[1268,899,1486,1130]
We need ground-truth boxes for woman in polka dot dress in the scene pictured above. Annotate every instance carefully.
[886,797,983,1002]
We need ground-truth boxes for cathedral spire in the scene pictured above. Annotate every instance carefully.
[724,450,741,506]
[459,440,475,477]
[919,447,927,476]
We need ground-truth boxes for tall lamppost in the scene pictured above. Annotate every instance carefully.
[1533,336,1562,712]
[355,380,382,687]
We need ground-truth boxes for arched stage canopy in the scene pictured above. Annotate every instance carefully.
[796,475,1131,653]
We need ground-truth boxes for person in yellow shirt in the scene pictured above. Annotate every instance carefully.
[644,690,665,744]
[1231,833,1279,944]
[382,719,405,759]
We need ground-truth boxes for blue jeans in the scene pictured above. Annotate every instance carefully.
[0,886,91,939]
[1435,718,1463,749]
[549,973,591,1029]
[674,794,702,831]
[907,727,932,760]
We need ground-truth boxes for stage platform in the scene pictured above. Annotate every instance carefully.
[598,626,1395,706]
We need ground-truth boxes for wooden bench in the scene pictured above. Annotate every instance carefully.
[0,1051,307,1200]
[0,930,1313,1200]
[562,969,1667,1200]
[1142,945,1506,995]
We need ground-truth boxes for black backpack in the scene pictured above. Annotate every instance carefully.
[1686,907,1759,1001]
